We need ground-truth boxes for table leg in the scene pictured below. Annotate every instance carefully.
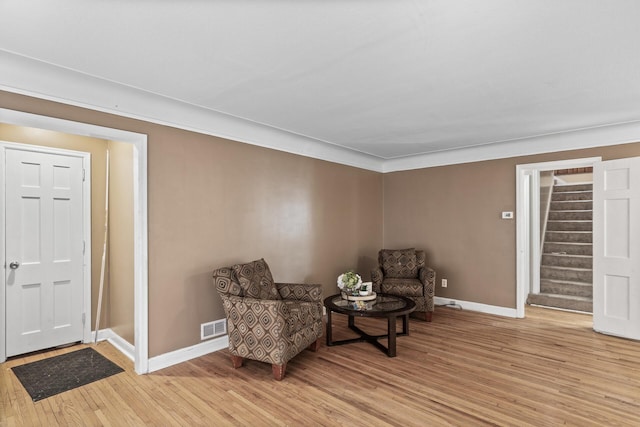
[402,314,409,335]
[387,316,397,357]
[326,308,333,346]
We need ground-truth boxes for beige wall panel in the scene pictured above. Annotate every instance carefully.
[384,143,640,308]
[148,127,382,354]
[108,141,135,345]
[0,123,109,328]
[0,91,383,357]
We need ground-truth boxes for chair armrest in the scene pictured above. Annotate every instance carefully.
[275,283,323,302]
[220,294,288,337]
[220,294,321,340]
[371,268,383,293]
[419,267,436,298]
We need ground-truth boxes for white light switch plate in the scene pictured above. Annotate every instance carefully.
[501,211,514,219]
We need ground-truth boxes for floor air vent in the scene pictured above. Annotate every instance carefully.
[201,319,227,340]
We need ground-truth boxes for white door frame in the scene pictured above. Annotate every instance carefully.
[516,157,601,318]
[1,142,91,355]
[0,108,149,374]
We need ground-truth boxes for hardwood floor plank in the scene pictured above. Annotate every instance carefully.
[2,306,640,426]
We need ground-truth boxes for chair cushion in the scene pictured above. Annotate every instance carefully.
[382,278,424,297]
[381,248,418,278]
[212,266,243,297]
[232,258,281,300]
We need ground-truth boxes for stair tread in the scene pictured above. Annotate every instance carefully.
[541,265,592,272]
[550,201,593,204]
[543,253,592,258]
[540,278,593,287]
[531,293,592,302]
[544,242,592,245]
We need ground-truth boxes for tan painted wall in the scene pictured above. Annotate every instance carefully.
[0,123,110,328]
[0,91,383,357]
[383,143,640,308]
[107,141,135,345]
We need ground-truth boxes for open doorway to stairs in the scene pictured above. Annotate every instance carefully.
[516,157,601,319]
[0,108,149,374]
[527,167,594,312]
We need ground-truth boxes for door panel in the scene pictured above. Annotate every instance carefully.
[593,157,640,340]
[5,149,84,357]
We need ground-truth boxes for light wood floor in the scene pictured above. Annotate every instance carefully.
[2,306,640,426]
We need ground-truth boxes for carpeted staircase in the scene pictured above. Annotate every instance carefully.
[528,182,593,312]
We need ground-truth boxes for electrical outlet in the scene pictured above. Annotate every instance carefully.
[441,278,448,288]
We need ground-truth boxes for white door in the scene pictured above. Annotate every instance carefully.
[5,148,85,357]
[593,157,640,340]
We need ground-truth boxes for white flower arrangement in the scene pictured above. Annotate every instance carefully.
[337,271,363,293]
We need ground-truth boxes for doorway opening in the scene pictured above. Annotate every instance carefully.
[515,157,601,319]
[0,108,149,374]
[527,167,594,312]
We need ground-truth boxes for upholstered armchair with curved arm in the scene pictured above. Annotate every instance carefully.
[371,248,435,322]
[213,258,323,380]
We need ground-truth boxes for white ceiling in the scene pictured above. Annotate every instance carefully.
[1,1,640,170]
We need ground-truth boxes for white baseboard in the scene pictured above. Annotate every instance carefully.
[90,328,112,343]
[148,335,229,373]
[107,333,136,362]
[90,328,135,362]
[434,296,517,318]
[91,328,229,373]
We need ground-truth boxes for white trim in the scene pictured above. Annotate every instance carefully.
[530,170,541,295]
[434,297,517,318]
[132,138,149,374]
[0,142,91,362]
[3,50,640,174]
[516,157,601,319]
[107,331,136,362]
[92,327,113,343]
[0,108,149,373]
[0,50,383,172]
[148,335,229,373]
[91,328,135,361]
[383,121,640,172]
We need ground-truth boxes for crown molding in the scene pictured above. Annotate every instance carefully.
[0,50,384,172]
[2,50,639,174]
[383,121,640,172]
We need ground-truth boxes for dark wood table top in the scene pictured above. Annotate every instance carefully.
[324,293,416,318]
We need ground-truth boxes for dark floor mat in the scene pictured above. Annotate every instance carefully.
[11,347,124,402]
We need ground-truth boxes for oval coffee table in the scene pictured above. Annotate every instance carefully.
[324,293,416,357]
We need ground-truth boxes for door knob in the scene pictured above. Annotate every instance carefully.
[9,261,20,270]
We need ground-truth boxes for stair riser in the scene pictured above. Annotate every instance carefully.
[543,242,593,256]
[552,192,592,201]
[541,267,592,282]
[546,221,592,231]
[550,201,593,211]
[527,294,592,312]
[548,211,592,221]
[540,281,593,298]
[541,254,592,269]
[545,231,592,243]
[553,184,593,192]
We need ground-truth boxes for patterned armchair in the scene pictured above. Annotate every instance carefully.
[212,258,323,380]
[371,248,436,322]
